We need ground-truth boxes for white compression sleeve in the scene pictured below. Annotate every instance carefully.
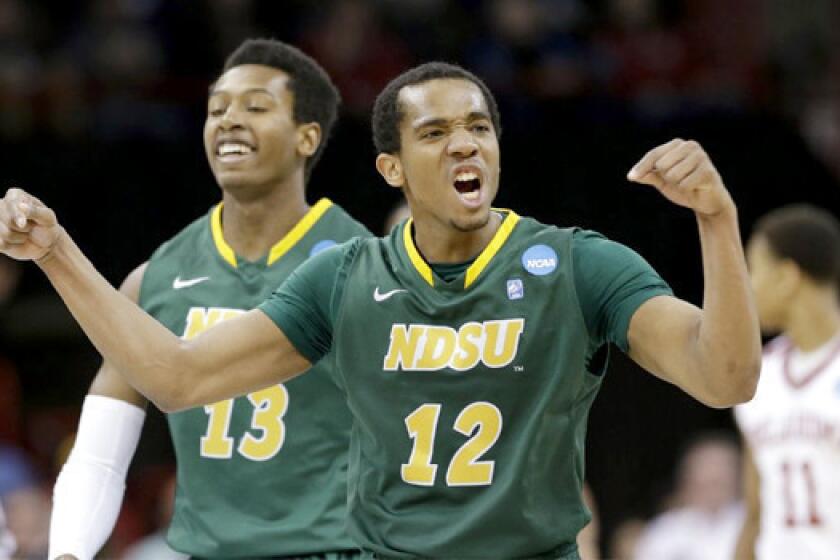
[49,395,145,560]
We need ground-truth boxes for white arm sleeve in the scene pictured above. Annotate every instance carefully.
[49,395,145,560]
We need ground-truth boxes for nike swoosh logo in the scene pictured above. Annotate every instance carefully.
[374,287,408,302]
[173,276,210,290]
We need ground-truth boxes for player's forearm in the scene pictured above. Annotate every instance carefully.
[694,205,761,406]
[36,231,198,410]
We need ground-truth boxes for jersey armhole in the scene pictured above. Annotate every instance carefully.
[566,229,603,376]
[329,239,367,387]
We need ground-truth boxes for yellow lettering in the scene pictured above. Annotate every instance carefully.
[383,324,424,370]
[416,326,457,370]
[450,322,483,371]
[482,319,525,368]
[385,319,525,372]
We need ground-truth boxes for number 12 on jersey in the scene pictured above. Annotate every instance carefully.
[402,402,503,487]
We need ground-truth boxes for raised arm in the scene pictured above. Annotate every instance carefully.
[0,189,311,412]
[625,140,760,407]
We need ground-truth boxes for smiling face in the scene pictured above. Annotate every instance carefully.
[204,64,316,196]
[377,78,500,234]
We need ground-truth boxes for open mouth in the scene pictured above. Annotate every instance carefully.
[453,170,482,203]
[216,141,256,163]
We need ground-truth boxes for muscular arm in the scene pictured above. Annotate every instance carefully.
[734,444,760,560]
[625,140,760,408]
[35,232,310,412]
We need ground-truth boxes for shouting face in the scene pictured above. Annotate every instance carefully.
[377,78,501,234]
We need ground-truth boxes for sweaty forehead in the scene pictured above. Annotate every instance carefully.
[211,64,291,98]
[399,79,488,125]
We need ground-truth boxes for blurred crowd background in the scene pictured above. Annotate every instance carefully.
[1,0,840,558]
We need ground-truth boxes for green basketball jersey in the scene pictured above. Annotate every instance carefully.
[138,199,370,558]
[261,211,672,558]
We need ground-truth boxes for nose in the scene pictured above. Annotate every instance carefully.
[447,128,478,159]
[219,106,243,131]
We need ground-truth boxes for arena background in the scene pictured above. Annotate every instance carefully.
[1,0,839,556]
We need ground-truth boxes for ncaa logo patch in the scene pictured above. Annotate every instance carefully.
[521,244,558,276]
[309,239,337,257]
[507,278,524,300]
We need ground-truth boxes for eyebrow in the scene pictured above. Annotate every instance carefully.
[208,87,275,98]
[412,111,492,130]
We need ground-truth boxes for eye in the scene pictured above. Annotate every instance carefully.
[421,129,444,140]
[247,106,268,113]
[208,108,225,117]
[472,123,491,133]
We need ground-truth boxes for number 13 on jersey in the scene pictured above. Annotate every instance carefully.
[201,384,290,461]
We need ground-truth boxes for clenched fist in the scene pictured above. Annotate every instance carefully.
[0,188,62,262]
[628,139,734,218]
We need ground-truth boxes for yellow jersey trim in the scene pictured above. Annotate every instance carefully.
[464,210,520,288]
[267,198,333,266]
[403,219,435,286]
[403,210,520,288]
[211,203,237,267]
[211,198,334,268]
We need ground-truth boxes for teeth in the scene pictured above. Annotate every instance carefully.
[455,171,478,182]
[218,142,253,156]
[460,190,480,202]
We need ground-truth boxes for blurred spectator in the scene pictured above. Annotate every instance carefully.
[0,446,48,559]
[301,0,412,115]
[800,63,840,180]
[465,0,593,129]
[0,504,15,559]
[594,0,690,118]
[2,485,49,559]
[762,0,835,113]
[0,0,41,140]
[633,433,743,560]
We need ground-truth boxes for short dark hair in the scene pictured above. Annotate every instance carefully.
[753,204,840,285]
[220,38,340,182]
[372,62,502,154]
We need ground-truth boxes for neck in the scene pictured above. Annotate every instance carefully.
[784,288,840,352]
[220,180,309,262]
[412,212,501,264]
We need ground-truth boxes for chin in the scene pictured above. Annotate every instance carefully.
[450,210,491,233]
[215,171,257,192]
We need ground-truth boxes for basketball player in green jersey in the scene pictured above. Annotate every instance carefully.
[46,39,369,559]
[2,62,760,559]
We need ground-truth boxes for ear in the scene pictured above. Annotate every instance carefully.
[296,123,321,158]
[376,153,405,188]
